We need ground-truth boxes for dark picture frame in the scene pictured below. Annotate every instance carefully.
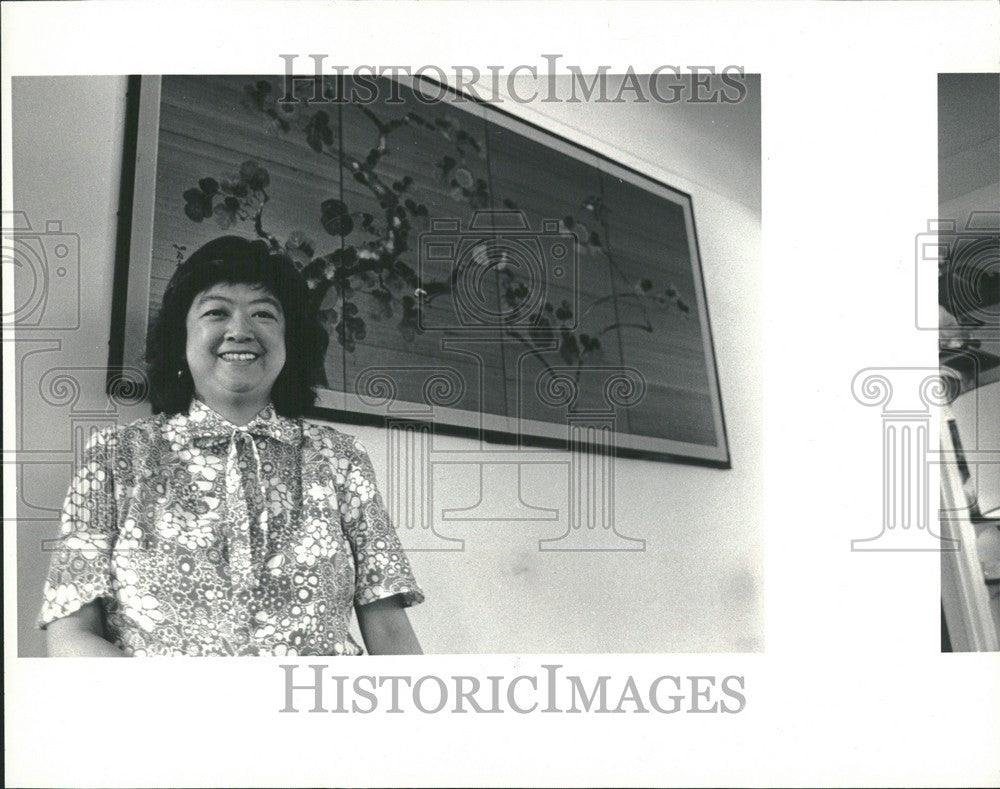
[113,74,731,467]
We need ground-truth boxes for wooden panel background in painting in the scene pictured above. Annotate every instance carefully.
[154,75,347,399]
[137,74,728,464]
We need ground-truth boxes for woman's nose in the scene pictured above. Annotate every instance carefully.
[225,311,254,340]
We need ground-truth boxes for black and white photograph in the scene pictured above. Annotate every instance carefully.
[3,1,998,787]
[12,71,760,658]
[936,73,1000,652]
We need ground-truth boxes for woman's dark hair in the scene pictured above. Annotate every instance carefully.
[146,235,328,417]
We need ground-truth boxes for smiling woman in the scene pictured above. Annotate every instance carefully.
[39,236,424,657]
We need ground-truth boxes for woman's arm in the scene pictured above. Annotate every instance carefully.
[355,595,422,655]
[46,600,126,657]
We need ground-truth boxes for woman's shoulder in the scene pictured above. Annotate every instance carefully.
[85,413,174,451]
[73,416,171,483]
[114,412,173,438]
[300,419,371,459]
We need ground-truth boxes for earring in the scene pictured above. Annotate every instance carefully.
[177,368,184,379]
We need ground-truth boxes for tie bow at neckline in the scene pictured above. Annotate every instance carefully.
[176,400,302,588]
[181,400,302,448]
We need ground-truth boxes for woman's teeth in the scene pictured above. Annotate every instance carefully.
[220,352,258,361]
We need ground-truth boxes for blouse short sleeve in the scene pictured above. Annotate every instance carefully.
[340,439,424,608]
[38,427,120,629]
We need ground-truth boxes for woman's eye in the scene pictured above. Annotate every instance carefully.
[254,311,278,320]
[203,309,226,318]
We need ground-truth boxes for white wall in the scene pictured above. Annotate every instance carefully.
[13,76,138,656]
[14,75,762,655]
[939,73,1000,227]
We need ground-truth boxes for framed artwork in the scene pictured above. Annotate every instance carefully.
[115,74,730,466]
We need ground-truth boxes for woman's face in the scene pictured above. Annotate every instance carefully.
[185,281,287,418]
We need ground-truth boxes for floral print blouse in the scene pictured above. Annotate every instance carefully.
[38,399,423,656]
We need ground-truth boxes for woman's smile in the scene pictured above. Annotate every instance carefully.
[218,351,261,362]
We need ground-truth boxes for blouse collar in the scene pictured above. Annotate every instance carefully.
[170,398,302,446]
